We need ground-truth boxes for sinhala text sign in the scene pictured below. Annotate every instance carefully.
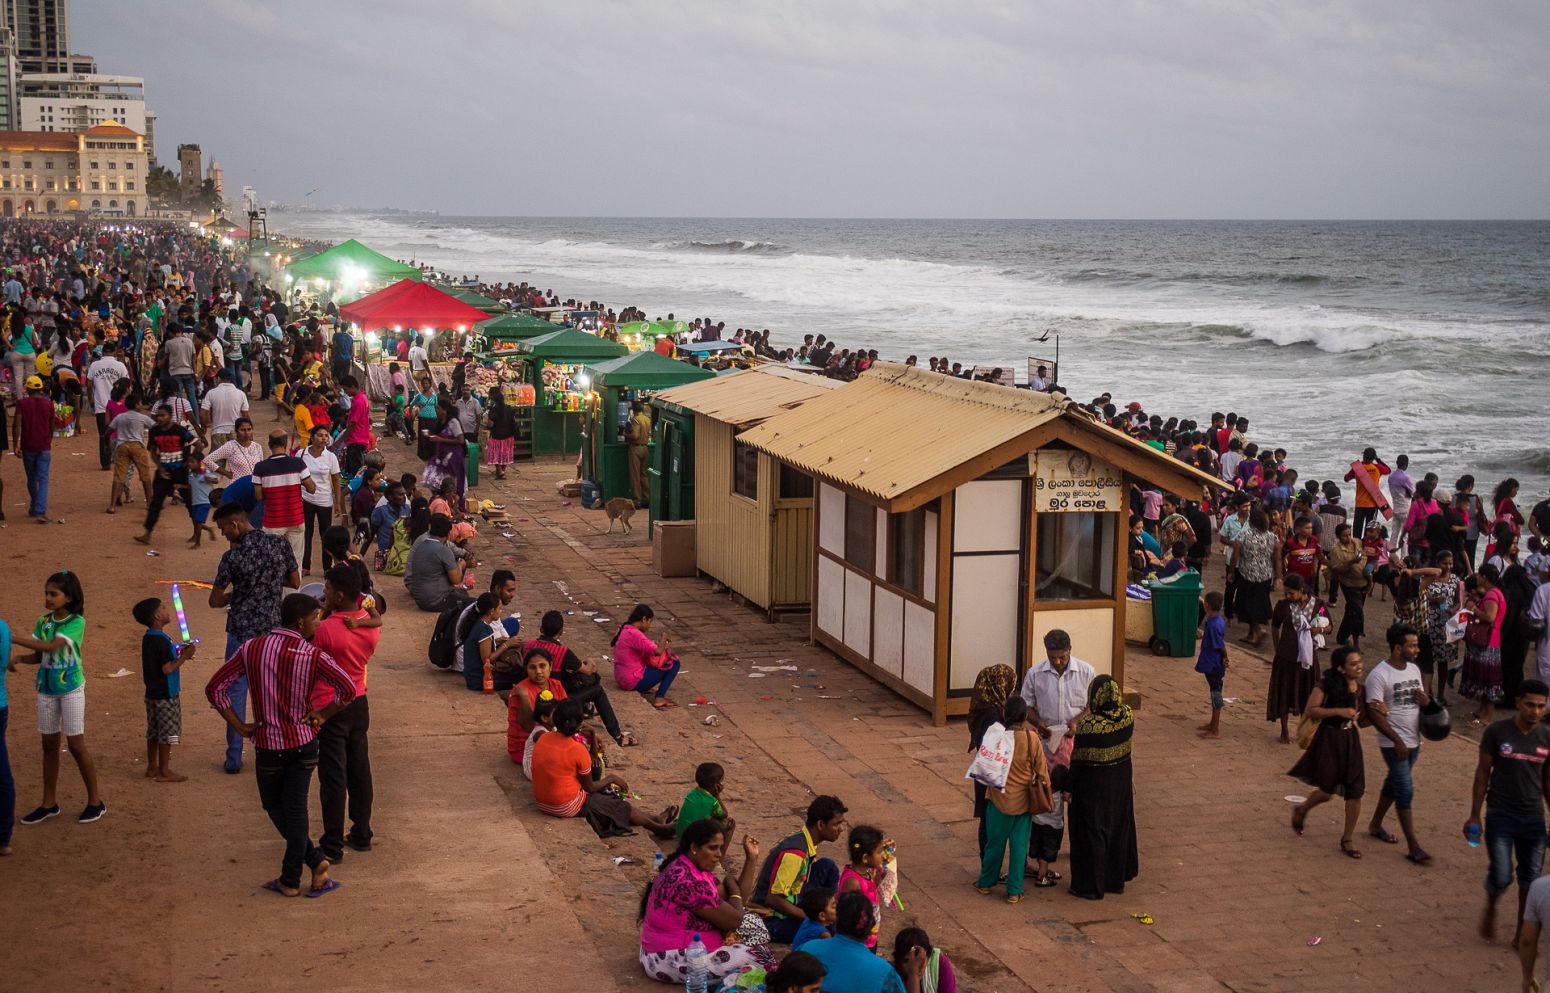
[1033,450,1122,512]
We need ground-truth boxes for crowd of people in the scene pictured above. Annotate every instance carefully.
[6,220,1550,990]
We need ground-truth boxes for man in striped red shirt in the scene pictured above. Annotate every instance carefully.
[205,593,355,897]
[252,430,314,565]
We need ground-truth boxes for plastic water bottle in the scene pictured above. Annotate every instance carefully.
[653,851,664,873]
[684,933,708,993]
[1466,822,1482,848]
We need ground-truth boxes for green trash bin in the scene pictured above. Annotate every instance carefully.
[1147,570,1202,657]
[466,440,480,487]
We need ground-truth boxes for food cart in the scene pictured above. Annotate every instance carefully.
[581,350,714,503]
[513,329,628,456]
[474,312,564,355]
[616,320,688,352]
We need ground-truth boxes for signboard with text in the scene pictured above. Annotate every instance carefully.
[1033,450,1122,512]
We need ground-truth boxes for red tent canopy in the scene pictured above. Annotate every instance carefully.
[339,279,489,332]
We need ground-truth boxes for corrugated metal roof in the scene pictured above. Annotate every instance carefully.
[654,365,843,427]
[740,362,1227,507]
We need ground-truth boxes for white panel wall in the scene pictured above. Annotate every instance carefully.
[950,553,1021,691]
[816,554,845,640]
[872,588,904,679]
[1031,607,1115,678]
[843,569,872,657]
[923,511,938,604]
[903,600,935,693]
[818,483,844,554]
[954,480,1022,553]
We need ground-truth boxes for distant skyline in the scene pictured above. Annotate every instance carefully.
[76,0,1550,220]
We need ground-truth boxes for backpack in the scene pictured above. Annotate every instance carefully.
[427,603,466,669]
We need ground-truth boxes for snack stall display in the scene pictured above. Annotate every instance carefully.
[474,312,564,355]
[581,350,715,503]
[513,328,628,456]
[470,359,536,463]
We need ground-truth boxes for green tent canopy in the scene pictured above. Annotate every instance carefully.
[477,312,563,341]
[284,239,423,284]
[436,285,507,315]
[582,350,716,389]
[515,328,629,361]
[616,320,688,341]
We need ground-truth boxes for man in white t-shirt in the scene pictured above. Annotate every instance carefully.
[200,369,250,447]
[1521,874,1550,991]
[1365,622,1430,863]
[408,340,429,374]
[86,340,129,470]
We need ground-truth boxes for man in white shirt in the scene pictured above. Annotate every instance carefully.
[206,418,265,481]
[1029,364,1050,392]
[408,340,429,375]
[200,368,250,448]
[86,340,129,470]
[1365,622,1430,863]
[1018,629,1097,745]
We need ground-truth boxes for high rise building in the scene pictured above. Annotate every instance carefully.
[18,70,146,135]
[0,24,17,130]
[4,0,71,74]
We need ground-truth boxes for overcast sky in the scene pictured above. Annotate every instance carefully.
[77,0,1550,219]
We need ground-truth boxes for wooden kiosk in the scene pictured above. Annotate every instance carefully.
[651,367,842,613]
[740,363,1225,724]
[581,351,714,502]
[512,329,627,456]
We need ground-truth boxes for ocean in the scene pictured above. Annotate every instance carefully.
[274,214,1550,498]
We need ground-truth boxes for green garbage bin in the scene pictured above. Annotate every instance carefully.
[1148,570,1202,657]
[466,440,480,488]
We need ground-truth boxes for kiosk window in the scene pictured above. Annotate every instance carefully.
[779,463,813,499]
[1035,513,1116,600]
[732,442,759,500]
[844,496,875,571]
[888,508,927,596]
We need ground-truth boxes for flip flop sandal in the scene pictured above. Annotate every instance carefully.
[1006,894,1024,905]
[1339,841,1363,859]
[261,879,297,897]
[1033,874,1058,888]
[1369,828,1400,844]
[1405,850,1433,865]
[974,885,994,895]
[616,731,640,747]
[305,878,343,898]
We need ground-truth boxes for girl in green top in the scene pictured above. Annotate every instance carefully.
[11,571,104,825]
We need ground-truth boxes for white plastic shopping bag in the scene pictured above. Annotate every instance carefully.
[967,721,1014,790]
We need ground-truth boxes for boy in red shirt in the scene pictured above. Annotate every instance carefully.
[1282,516,1324,596]
[310,565,381,863]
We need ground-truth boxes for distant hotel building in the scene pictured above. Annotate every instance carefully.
[0,1,158,162]
[0,119,148,216]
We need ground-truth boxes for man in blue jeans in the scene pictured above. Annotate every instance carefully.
[12,375,53,520]
[209,503,299,773]
[1365,623,1429,863]
[1467,678,1550,945]
[163,323,201,429]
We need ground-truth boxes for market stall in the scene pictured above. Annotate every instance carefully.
[581,350,714,503]
[475,312,565,355]
[616,319,688,353]
[432,282,507,317]
[340,280,492,400]
[283,238,423,306]
[513,329,628,456]
[676,339,754,372]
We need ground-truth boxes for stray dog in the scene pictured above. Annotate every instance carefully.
[605,497,637,533]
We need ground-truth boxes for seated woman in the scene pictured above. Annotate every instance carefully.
[892,928,957,993]
[639,818,777,984]
[531,700,677,838]
[804,892,920,993]
[462,592,525,694]
[612,604,682,709]
[507,647,569,763]
[429,477,463,521]
[527,610,636,747]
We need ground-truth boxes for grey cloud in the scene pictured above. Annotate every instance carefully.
[73,0,1550,218]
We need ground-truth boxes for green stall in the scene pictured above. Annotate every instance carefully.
[475,312,565,354]
[433,283,508,316]
[513,329,628,456]
[645,399,697,532]
[581,351,714,504]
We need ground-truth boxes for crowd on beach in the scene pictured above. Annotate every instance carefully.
[4,220,1550,991]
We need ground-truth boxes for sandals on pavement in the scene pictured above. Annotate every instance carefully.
[1405,850,1433,865]
[1369,828,1399,845]
[1339,839,1363,859]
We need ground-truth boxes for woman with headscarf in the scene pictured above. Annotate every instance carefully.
[1066,675,1139,900]
[420,395,467,501]
[967,664,1017,857]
